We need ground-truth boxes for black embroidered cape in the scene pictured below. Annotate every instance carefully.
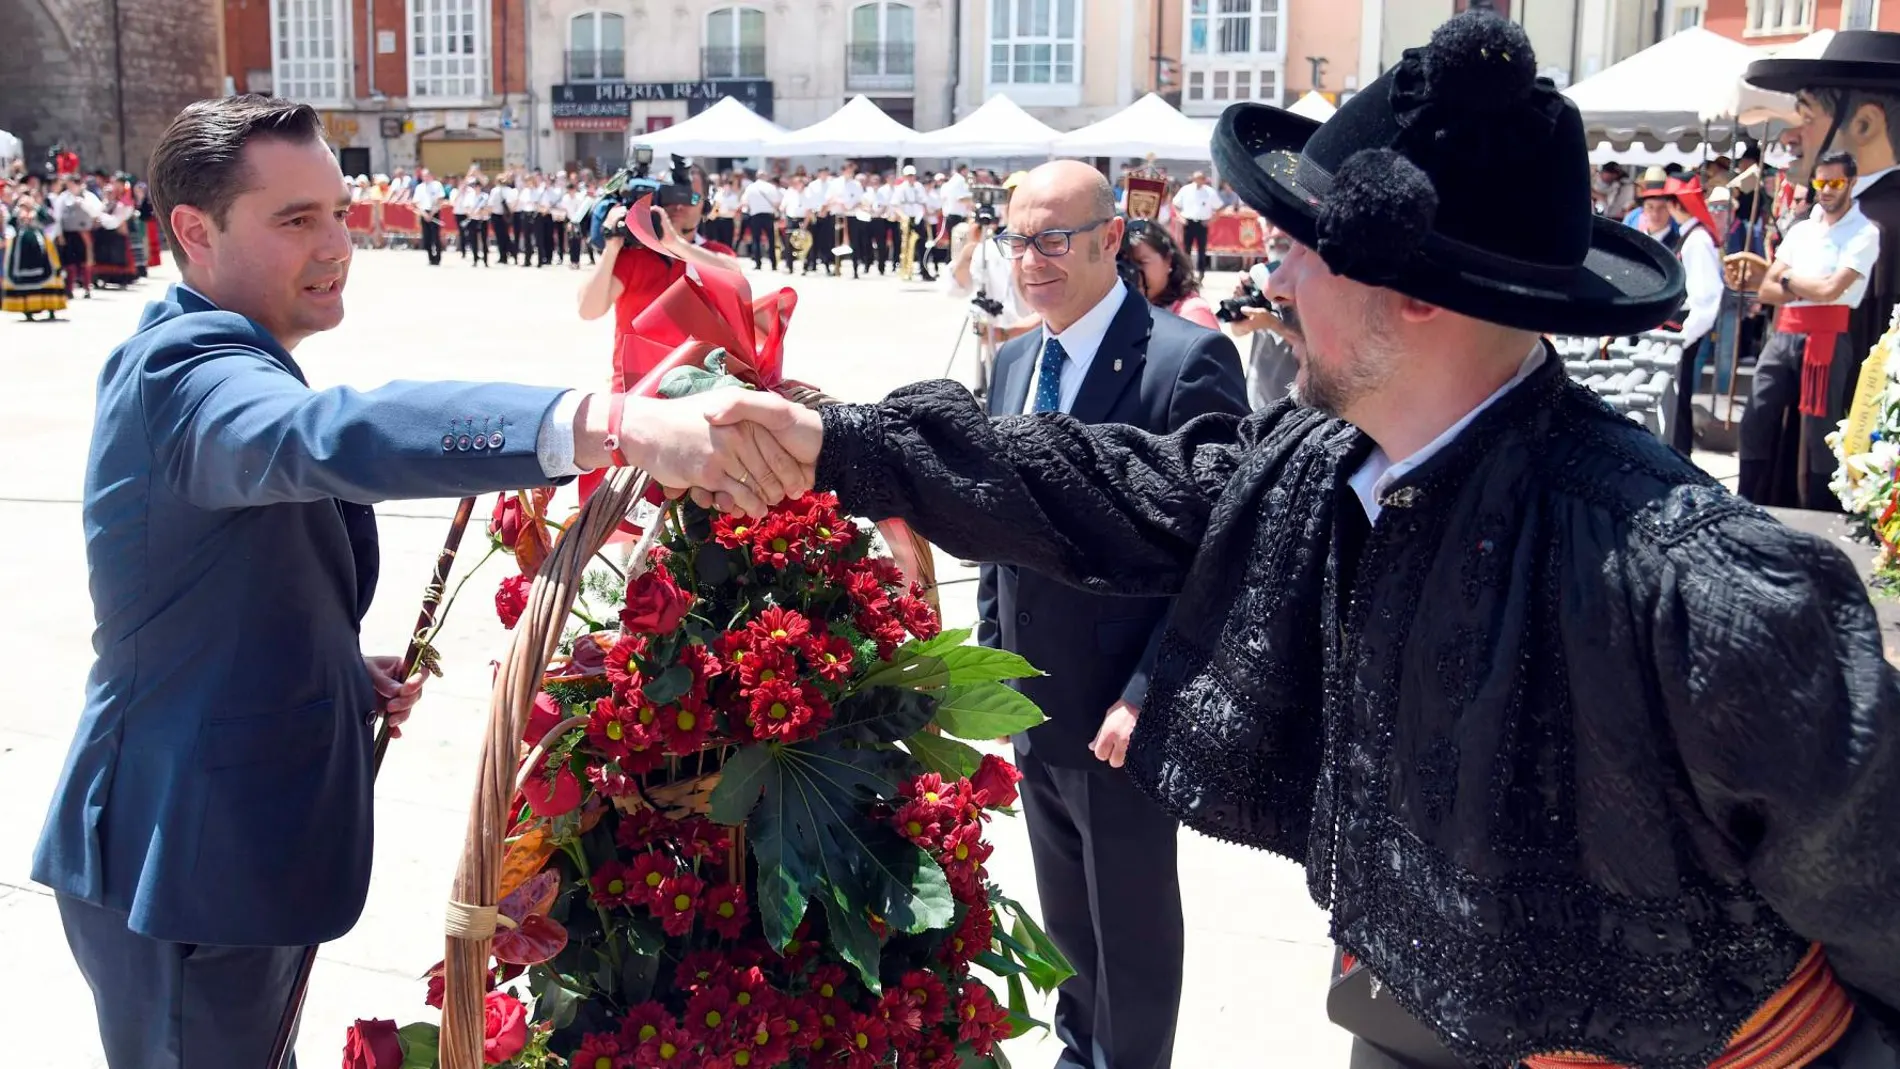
[814,354,1900,1069]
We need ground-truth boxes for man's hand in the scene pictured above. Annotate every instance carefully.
[365,655,424,738]
[1091,700,1140,768]
[601,204,627,245]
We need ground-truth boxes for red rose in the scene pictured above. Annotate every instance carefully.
[621,568,693,635]
[496,574,531,629]
[341,1018,403,1069]
[523,692,564,746]
[489,494,526,548]
[522,762,582,818]
[483,990,529,1064]
[969,754,1023,809]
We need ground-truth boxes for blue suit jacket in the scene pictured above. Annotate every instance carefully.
[32,286,568,947]
[975,288,1247,766]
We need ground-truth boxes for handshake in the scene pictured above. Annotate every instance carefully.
[579,387,827,516]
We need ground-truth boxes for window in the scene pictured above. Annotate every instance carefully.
[705,6,766,79]
[1186,68,1277,104]
[1746,0,1813,34]
[271,0,349,103]
[989,0,1080,85]
[850,2,915,83]
[1187,0,1281,56]
[1672,2,1705,32]
[410,0,488,100]
[568,11,625,81]
[1843,0,1879,29]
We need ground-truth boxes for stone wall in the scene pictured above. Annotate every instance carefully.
[0,0,222,176]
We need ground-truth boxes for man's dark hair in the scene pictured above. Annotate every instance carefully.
[1818,150,1859,178]
[148,94,326,264]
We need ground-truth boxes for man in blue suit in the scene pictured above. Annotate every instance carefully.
[975,162,1248,1069]
[29,95,807,1069]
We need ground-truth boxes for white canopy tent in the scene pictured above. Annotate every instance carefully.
[764,95,921,157]
[1563,26,1759,147]
[1728,29,1835,126]
[632,96,787,158]
[908,94,1061,157]
[1284,91,1337,123]
[1051,93,1215,161]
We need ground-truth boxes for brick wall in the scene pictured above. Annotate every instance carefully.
[0,0,222,175]
[226,0,273,92]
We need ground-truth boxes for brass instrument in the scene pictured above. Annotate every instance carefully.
[788,221,813,257]
[898,213,916,282]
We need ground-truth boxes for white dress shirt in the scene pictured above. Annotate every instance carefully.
[715,188,743,217]
[781,187,805,218]
[894,181,925,220]
[1349,345,1547,523]
[941,172,973,217]
[412,180,446,212]
[1778,202,1882,309]
[1172,183,1224,222]
[832,177,864,214]
[1021,281,1130,415]
[1675,221,1722,344]
[742,179,782,214]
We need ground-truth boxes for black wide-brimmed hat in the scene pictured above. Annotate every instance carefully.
[1214,10,1684,336]
[1746,30,1900,93]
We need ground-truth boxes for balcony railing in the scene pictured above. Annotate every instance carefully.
[565,49,625,82]
[701,45,766,80]
[846,40,914,90]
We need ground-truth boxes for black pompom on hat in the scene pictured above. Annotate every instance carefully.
[1314,149,1438,284]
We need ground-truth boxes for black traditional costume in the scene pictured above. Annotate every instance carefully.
[1744,33,1900,509]
[3,208,69,319]
[813,14,1900,1069]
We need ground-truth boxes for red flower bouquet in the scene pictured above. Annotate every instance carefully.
[351,491,1069,1068]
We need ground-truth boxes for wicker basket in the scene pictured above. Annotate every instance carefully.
[435,391,938,1069]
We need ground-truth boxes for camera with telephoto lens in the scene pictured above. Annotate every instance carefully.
[970,183,1008,226]
[1215,263,1277,323]
[589,144,700,248]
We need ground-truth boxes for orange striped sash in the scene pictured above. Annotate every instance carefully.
[1524,945,1853,1069]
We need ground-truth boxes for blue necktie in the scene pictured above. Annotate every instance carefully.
[1033,337,1067,413]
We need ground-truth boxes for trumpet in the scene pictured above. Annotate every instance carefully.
[898,214,917,282]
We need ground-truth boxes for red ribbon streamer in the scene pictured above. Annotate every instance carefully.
[578,196,931,592]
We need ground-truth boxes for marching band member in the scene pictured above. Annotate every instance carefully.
[834,163,867,279]
[412,167,446,266]
[894,165,933,282]
[740,168,782,271]
[489,175,516,265]
[779,174,810,275]
[512,172,538,269]
[808,167,836,275]
[563,179,595,269]
[548,175,569,267]
[455,175,490,266]
[867,172,893,275]
[709,173,743,250]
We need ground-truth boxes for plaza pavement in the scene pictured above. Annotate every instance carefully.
[0,248,1354,1069]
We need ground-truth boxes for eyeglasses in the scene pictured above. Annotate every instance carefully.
[993,218,1112,259]
[1812,177,1851,192]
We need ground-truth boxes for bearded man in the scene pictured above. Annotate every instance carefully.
[1744,33,1900,509]
[698,12,1900,1069]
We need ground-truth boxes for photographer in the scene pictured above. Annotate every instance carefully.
[576,161,741,384]
[942,185,1038,399]
[1220,227,1297,410]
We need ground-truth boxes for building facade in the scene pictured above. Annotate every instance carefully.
[223,0,532,180]
[529,0,958,173]
[1,0,224,175]
[1699,0,1897,45]
[949,0,1165,128]
[1362,0,1664,90]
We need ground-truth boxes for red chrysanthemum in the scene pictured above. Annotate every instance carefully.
[877,987,926,1037]
[495,574,531,629]
[586,697,639,761]
[627,851,679,906]
[780,998,821,1056]
[938,824,993,904]
[590,859,641,909]
[734,646,798,693]
[955,980,1011,1054]
[836,1012,891,1069]
[899,969,951,1024]
[674,949,731,993]
[676,818,732,861]
[681,640,726,685]
[619,1003,672,1049]
[893,798,947,850]
[701,883,750,940]
[747,606,812,648]
[615,807,672,852]
[894,593,942,641]
[843,568,889,612]
[604,633,647,695]
[635,1021,693,1067]
[869,558,906,588]
[901,1029,964,1069]
[658,697,716,754]
[748,513,809,569]
[940,907,993,968]
[801,496,856,553]
[808,962,850,1004]
[856,607,909,660]
[712,513,760,550]
[573,1031,626,1069]
[655,872,706,937]
[746,678,814,741]
[684,984,739,1040]
[800,632,856,684]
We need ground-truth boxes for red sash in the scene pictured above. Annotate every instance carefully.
[1777,303,1851,419]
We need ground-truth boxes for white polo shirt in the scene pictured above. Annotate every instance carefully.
[1172,182,1223,222]
[1778,203,1882,308]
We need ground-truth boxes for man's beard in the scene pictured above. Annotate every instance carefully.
[1288,308,1400,418]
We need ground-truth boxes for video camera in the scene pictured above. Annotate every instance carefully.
[970,183,1009,226]
[1215,263,1277,323]
[589,144,700,247]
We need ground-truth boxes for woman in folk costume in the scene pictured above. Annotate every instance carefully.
[88,176,142,287]
[136,181,161,268]
[720,11,1900,1069]
[1656,175,1724,455]
[3,192,69,320]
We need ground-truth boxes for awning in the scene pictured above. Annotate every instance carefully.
[555,116,630,132]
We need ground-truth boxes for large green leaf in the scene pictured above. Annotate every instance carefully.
[903,730,985,780]
[397,1023,440,1069]
[821,892,884,993]
[745,739,956,971]
[642,663,694,706]
[936,645,1044,686]
[909,628,975,656]
[992,893,1074,993]
[933,682,1047,740]
[708,743,775,825]
[528,970,583,1032]
[829,685,938,744]
[856,649,950,692]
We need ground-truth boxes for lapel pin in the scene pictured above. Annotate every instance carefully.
[1113,358,1123,372]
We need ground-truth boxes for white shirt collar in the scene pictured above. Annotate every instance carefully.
[1855,165,1899,197]
[1349,343,1547,524]
[1026,280,1129,415]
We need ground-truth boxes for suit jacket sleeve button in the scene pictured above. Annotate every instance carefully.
[457,434,472,451]
[489,432,505,450]
[1016,611,1032,626]
[441,434,456,452]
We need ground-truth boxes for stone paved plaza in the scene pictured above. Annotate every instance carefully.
[0,249,1353,1068]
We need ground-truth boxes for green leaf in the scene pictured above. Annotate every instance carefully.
[830,685,938,744]
[856,649,950,692]
[821,891,884,993]
[396,1023,439,1069]
[993,894,1074,993]
[708,743,774,825]
[1006,971,1030,1021]
[902,730,985,780]
[1008,914,1067,992]
[937,645,1044,686]
[744,739,955,960]
[527,971,583,1032]
[933,682,1047,740]
[642,663,694,706]
[621,941,661,1004]
[908,627,974,657]
[973,949,1027,977]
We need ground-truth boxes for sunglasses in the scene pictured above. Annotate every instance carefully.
[1812,177,1851,192]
